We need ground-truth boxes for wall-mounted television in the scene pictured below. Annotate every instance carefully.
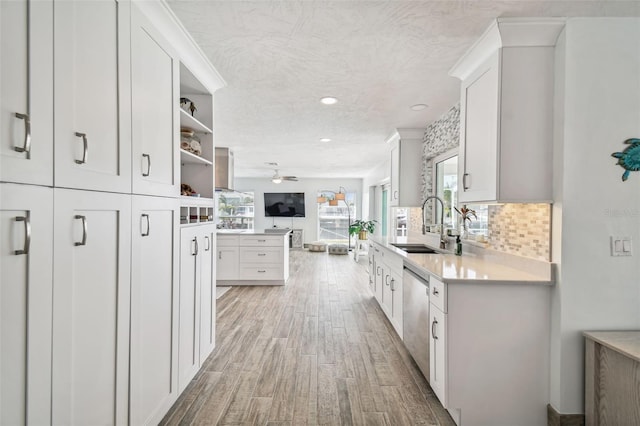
[264,192,306,217]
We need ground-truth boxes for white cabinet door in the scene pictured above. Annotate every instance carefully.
[374,260,384,304]
[429,305,447,408]
[54,0,132,193]
[199,225,216,363]
[178,226,202,392]
[459,52,499,203]
[130,195,179,426]
[52,189,131,426]
[390,269,403,339]
[382,268,393,317]
[1,0,53,186]
[131,4,179,197]
[0,183,53,425]
[216,246,239,280]
[390,144,400,206]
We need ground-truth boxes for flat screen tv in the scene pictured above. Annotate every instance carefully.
[264,192,306,217]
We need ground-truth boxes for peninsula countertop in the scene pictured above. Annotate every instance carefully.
[216,228,292,236]
[369,235,554,285]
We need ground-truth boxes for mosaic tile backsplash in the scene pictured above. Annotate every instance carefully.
[488,204,551,261]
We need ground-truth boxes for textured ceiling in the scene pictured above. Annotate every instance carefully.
[167,0,640,179]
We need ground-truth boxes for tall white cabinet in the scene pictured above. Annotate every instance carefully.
[0,0,53,186]
[51,189,132,425]
[53,0,132,193]
[0,1,225,424]
[0,183,53,425]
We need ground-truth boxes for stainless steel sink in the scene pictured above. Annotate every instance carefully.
[390,243,439,254]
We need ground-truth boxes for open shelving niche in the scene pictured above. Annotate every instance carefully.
[180,62,216,226]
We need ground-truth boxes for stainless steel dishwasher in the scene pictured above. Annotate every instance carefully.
[403,267,430,381]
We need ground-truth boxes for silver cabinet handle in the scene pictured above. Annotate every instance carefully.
[74,215,87,246]
[377,266,381,276]
[432,287,439,296]
[257,253,266,256]
[142,153,151,177]
[258,239,266,242]
[385,274,390,286]
[14,216,31,255]
[390,278,395,291]
[192,237,198,256]
[463,173,470,191]
[141,214,150,237]
[75,132,88,164]
[393,190,398,200]
[14,113,31,154]
[258,270,266,273]
[432,318,438,340]
[218,251,222,260]
[204,236,210,251]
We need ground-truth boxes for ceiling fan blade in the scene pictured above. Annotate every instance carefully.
[282,176,298,181]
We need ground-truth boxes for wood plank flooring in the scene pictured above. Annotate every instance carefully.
[161,250,455,425]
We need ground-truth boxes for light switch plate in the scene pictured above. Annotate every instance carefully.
[611,236,633,256]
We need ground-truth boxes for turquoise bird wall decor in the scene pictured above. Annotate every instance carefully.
[612,138,640,181]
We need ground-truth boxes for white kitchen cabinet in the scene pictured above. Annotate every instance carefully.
[130,195,180,426]
[429,303,447,408]
[0,183,53,425]
[53,0,132,193]
[131,4,180,197]
[51,189,131,426]
[389,267,403,338]
[178,224,216,392]
[1,0,53,186]
[450,18,565,203]
[388,128,424,207]
[217,235,240,280]
[376,245,404,339]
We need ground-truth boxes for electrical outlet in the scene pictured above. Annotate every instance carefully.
[611,236,633,256]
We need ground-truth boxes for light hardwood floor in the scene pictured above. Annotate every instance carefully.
[161,250,455,425]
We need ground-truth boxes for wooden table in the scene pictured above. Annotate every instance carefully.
[584,331,640,425]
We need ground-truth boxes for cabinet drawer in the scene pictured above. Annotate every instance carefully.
[217,235,239,247]
[239,236,282,247]
[240,247,282,264]
[239,265,283,280]
[430,276,447,313]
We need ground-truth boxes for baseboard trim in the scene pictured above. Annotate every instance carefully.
[547,404,585,426]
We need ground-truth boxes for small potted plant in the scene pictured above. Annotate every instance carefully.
[349,219,377,240]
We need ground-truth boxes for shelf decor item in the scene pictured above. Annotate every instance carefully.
[349,219,376,240]
[454,205,476,239]
[612,138,640,181]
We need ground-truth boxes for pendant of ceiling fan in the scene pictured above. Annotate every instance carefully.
[271,169,298,183]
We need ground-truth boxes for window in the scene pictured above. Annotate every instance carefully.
[433,150,458,230]
[317,191,356,245]
[216,191,254,229]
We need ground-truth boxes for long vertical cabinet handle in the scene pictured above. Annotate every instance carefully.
[141,214,150,237]
[75,132,88,164]
[142,154,151,177]
[390,278,395,291]
[14,216,31,255]
[14,113,31,154]
[74,215,88,246]
[192,237,198,256]
[218,251,222,260]
[204,236,211,251]
[463,173,470,191]
[432,318,438,340]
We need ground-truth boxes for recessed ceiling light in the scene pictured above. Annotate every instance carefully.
[320,138,331,143]
[320,97,338,105]
[410,104,429,111]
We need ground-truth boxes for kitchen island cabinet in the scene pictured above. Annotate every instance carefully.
[216,230,290,285]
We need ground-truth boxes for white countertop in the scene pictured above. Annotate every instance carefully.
[584,331,640,362]
[216,229,291,236]
[370,235,553,285]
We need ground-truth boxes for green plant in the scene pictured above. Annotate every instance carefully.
[349,219,377,236]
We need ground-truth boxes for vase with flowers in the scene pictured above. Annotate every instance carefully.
[454,205,476,239]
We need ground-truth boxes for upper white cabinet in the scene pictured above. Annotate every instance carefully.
[1,0,53,186]
[388,128,424,207]
[450,18,565,203]
[53,0,132,193]
[52,189,131,426]
[1,183,53,425]
[130,195,180,425]
[131,4,180,197]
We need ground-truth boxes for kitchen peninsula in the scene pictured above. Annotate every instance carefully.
[216,229,291,285]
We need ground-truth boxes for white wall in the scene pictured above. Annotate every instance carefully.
[235,177,363,244]
[551,18,640,414]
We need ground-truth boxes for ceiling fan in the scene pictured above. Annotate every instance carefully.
[271,169,298,184]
